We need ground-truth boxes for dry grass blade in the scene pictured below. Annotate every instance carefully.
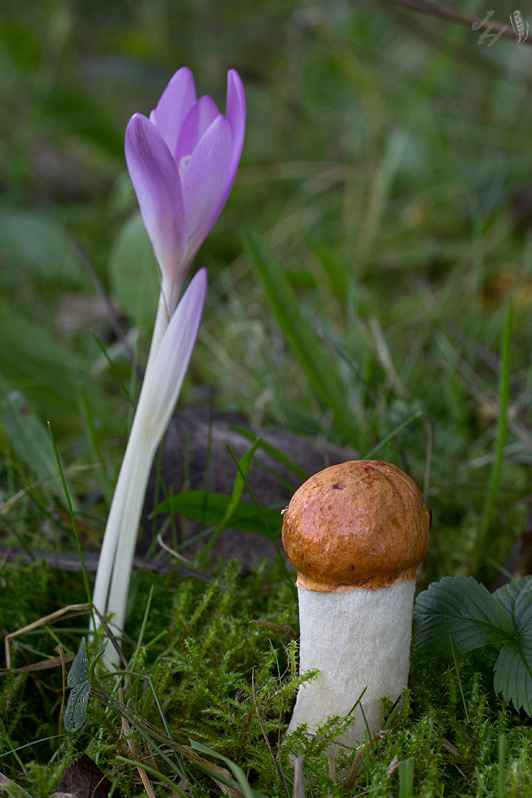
[4,602,91,670]
[156,532,193,564]
[90,687,252,796]
[292,757,305,798]
[342,730,390,792]
[249,619,298,637]
[386,755,399,777]
[368,317,408,398]
[0,772,32,798]
[0,652,74,676]
[119,687,156,798]
[91,603,130,670]
[213,778,241,797]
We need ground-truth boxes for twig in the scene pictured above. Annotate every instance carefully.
[251,669,290,798]
[386,0,532,46]
[0,545,212,582]
[156,531,193,564]
[5,603,91,671]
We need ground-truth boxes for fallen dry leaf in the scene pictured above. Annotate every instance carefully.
[58,754,123,798]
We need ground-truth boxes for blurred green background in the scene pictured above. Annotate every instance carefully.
[1,0,532,579]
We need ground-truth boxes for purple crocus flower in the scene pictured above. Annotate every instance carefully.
[92,70,245,658]
[125,67,246,315]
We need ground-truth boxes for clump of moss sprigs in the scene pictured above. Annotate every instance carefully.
[1,559,532,796]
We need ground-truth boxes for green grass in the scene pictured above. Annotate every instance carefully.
[1,0,532,794]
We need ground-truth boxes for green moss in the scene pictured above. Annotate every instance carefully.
[1,559,531,796]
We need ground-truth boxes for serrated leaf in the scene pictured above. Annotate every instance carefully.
[154,491,282,538]
[493,579,532,715]
[494,575,532,625]
[414,575,513,654]
[65,638,91,732]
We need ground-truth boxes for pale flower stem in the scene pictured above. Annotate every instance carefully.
[105,430,155,636]
[90,411,153,626]
[144,293,170,382]
[92,288,167,631]
[90,459,132,624]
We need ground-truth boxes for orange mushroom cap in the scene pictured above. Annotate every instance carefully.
[282,460,430,592]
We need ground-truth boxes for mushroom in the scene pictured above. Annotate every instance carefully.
[282,459,430,751]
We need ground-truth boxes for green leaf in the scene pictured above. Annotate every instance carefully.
[414,576,513,654]
[0,312,106,431]
[67,637,89,688]
[108,212,160,329]
[0,208,85,286]
[43,87,123,157]
[494,575,532,625]
[64,638,91,732]
[154,491,282,538]
[398,757,415,798]
[0,389,79,510]
[216,439,261,534]
[493,580,532,715]
[493,641,532,716]
[244,229,357,443]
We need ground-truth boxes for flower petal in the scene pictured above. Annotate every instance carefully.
[208,69,246,220]
[181,115,233,256]
[125,113,188,282]
[138,268,208,442]
[226,69,246,175]
[149,66,196,156]
[175,95,221,164]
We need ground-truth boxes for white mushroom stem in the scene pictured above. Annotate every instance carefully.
[288,580,416,748]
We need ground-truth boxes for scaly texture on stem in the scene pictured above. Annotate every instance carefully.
[289,581,416,747]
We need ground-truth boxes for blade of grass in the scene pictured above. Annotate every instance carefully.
[475,301,513,569]
[398,756,415,798]
[230,424,308,482]
[498,733,507,798]
[363,410,423,459]
[48,423,94,627]
[78,385,113,504]
[200,438,261,557]
[449,635,470,724]
[244,229,357,443]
